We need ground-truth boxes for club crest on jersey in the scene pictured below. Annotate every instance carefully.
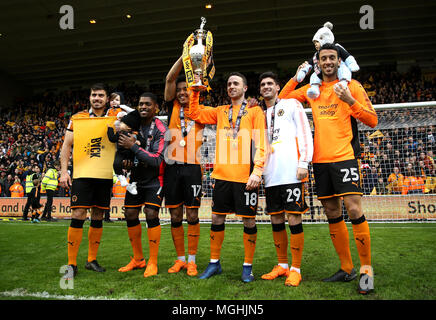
[223,126,232,137]
[277,109,284,116]
[85,137,105,158]
[223,110,248,116]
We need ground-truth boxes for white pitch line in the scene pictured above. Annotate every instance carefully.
[0,288,142,300]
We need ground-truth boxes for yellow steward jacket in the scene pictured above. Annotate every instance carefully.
[42,168,58,191]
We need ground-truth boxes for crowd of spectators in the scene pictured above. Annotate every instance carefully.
[1,66,435,198]
[357,66,436,105]
[359,125,435,195]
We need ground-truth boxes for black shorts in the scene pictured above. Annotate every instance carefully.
[163,163,202,208]
[312,159,363,199]
[265,183,308,215]
[124,185,163,210]
[212,179,258,218]
[71,178,113,209]
[31,202,43,210]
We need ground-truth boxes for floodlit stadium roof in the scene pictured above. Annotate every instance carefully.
[0,0,434,89]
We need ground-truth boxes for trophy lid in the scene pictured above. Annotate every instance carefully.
[199,17,207,30]
[194,17,207,39]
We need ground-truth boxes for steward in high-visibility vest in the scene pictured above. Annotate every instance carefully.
[10,179,24,197]
[42,166,59,192]
[112,178,127,198]
[25,173,36,195]
[402,175,425,195]
[41,162,60,221]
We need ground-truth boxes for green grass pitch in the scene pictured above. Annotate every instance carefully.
[0,219,435,300]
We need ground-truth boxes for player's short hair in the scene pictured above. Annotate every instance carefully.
[90,83,108,94]
[259,71,279,85]
[316,43,339,60]
[228,72,247,86]
[139,92,158,104]
[176,74,187,86]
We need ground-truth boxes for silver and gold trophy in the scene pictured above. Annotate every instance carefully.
[182,17,214,91]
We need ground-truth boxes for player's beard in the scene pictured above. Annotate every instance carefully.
[228,88,244,101]
[91,100,106,110]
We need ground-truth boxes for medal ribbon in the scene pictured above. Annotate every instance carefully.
[180,106,194,137]
[182,34,195,88]
[268,98,280,144]
[228,100,248,140]
[140,118,156,152]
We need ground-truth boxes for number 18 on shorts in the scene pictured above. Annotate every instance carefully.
[212,179,259,218]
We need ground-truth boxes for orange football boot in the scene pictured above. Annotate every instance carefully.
[261,265,290,280]
[118,257,146,272]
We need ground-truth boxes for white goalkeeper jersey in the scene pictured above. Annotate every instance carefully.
[263,98,313,188]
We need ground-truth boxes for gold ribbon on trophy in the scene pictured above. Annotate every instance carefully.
[182,17,215,91]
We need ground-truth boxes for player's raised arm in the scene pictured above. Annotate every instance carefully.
[165,56,184,102]
[334,81,378,128]
[278,62,310,102]
[188,90,218,124]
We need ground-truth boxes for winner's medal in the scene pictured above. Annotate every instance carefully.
[179,106,194,148]
[228,100,248,150]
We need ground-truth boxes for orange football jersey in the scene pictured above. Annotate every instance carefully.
[188,91,267,183]
[167,100,205,165]
[279,78,377,163]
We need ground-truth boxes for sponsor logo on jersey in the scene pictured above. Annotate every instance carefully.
[84,137,105,158]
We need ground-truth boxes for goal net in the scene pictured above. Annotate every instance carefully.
[167,101,436,223]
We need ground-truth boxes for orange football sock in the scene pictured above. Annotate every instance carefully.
[289,223,304,269]
[187,220,200,256]
[127,219,144,261]
[147,219,161,265]
[67,219,84,266]
[272,223,288,264]
[170,222,185,257]
[210,224,225,260]
[351,216,372,267]
[328,217,354,274]
[87,220,103,262]
[243,226,257,265]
